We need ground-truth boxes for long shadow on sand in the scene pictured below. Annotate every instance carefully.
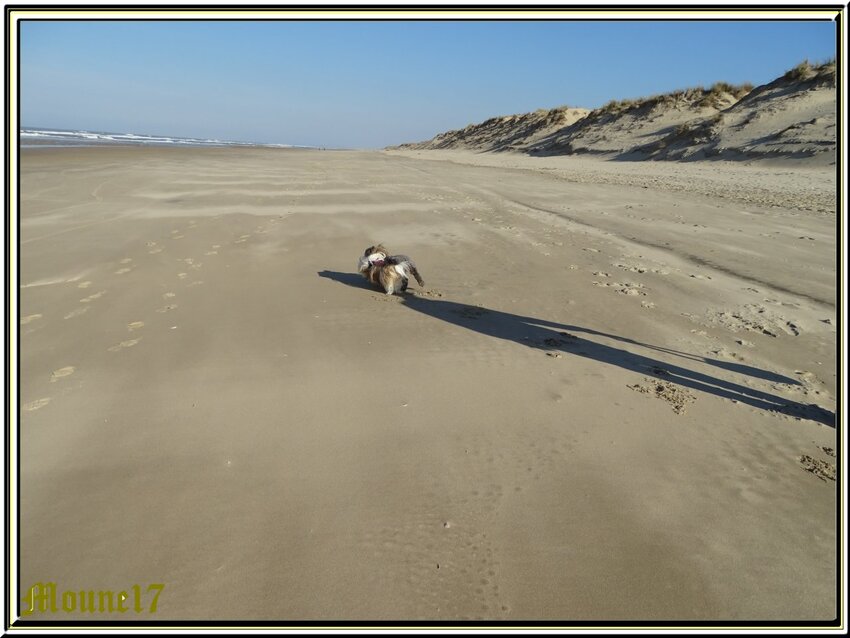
[318,270,835,427]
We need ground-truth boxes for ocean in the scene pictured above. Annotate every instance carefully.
[20,127,308,149]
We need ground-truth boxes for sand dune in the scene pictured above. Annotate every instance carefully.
[393,60,836,165]
[18,146,836,622]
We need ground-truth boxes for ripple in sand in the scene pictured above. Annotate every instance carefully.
[50,366,75,382]
[64,306,90,320]
[108,338,141,352]
[23,398,51,411]
[21,314,42,325]
[80,291,106,303]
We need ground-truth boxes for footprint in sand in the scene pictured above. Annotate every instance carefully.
[127,321,144,332]
[120,258,133,264]
[108,338,141,352]
[163,292,177,299]
[50,366,75,382]
[205,251,218,256]
[114,268,132,275]
[64,306,90,320]
[156,304,178,313]
[77,281,92,289]
[177,273,188,279]
[21,314,42,325]
[212,244,221,249]
[23,398,51,411]
[149,246,164,254]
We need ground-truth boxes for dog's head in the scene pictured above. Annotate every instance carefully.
[358,244,388,272]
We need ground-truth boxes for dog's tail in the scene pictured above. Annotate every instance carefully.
[389,255,425,287]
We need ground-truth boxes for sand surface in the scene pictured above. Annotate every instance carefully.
[18,146,838,622]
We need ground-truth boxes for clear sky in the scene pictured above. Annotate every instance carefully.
[20,18,837,149]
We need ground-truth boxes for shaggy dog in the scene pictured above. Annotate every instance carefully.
[357,244,425,295]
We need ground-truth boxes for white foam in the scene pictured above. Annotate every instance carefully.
[20,128,308,149]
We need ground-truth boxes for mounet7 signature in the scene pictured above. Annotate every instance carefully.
[21,582,164,615]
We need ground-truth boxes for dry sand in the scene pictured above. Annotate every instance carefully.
[17,145,838,622]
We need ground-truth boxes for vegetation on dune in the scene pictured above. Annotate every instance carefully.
[781,59,836,83]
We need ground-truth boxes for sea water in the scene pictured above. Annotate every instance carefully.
[20,127,306,149]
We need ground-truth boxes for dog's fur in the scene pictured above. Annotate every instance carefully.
[358,244,425,295]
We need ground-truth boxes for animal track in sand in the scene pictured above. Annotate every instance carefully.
[50,366,75,382]
[21,314,42,325]
[127,321,144,332]
[23,398,51,411]
[708,347,746,362]
[799,454,835,481]
[593,281,646,296]
[108,338,141,352]
[703,304,801,337]
[452,306,489,319]
[540,332,578,352]
[628,378,695,414]
[615,263,668,275]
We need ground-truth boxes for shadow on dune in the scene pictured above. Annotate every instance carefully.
[318,270,834,427]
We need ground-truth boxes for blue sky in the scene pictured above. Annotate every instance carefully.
[20,19,837,149]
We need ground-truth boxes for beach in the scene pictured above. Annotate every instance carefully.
[18,145,837,621]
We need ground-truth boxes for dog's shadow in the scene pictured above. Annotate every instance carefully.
[317,269,834,427]
[318,270,372,289]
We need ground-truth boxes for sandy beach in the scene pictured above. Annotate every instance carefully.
[18,145,837,622]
